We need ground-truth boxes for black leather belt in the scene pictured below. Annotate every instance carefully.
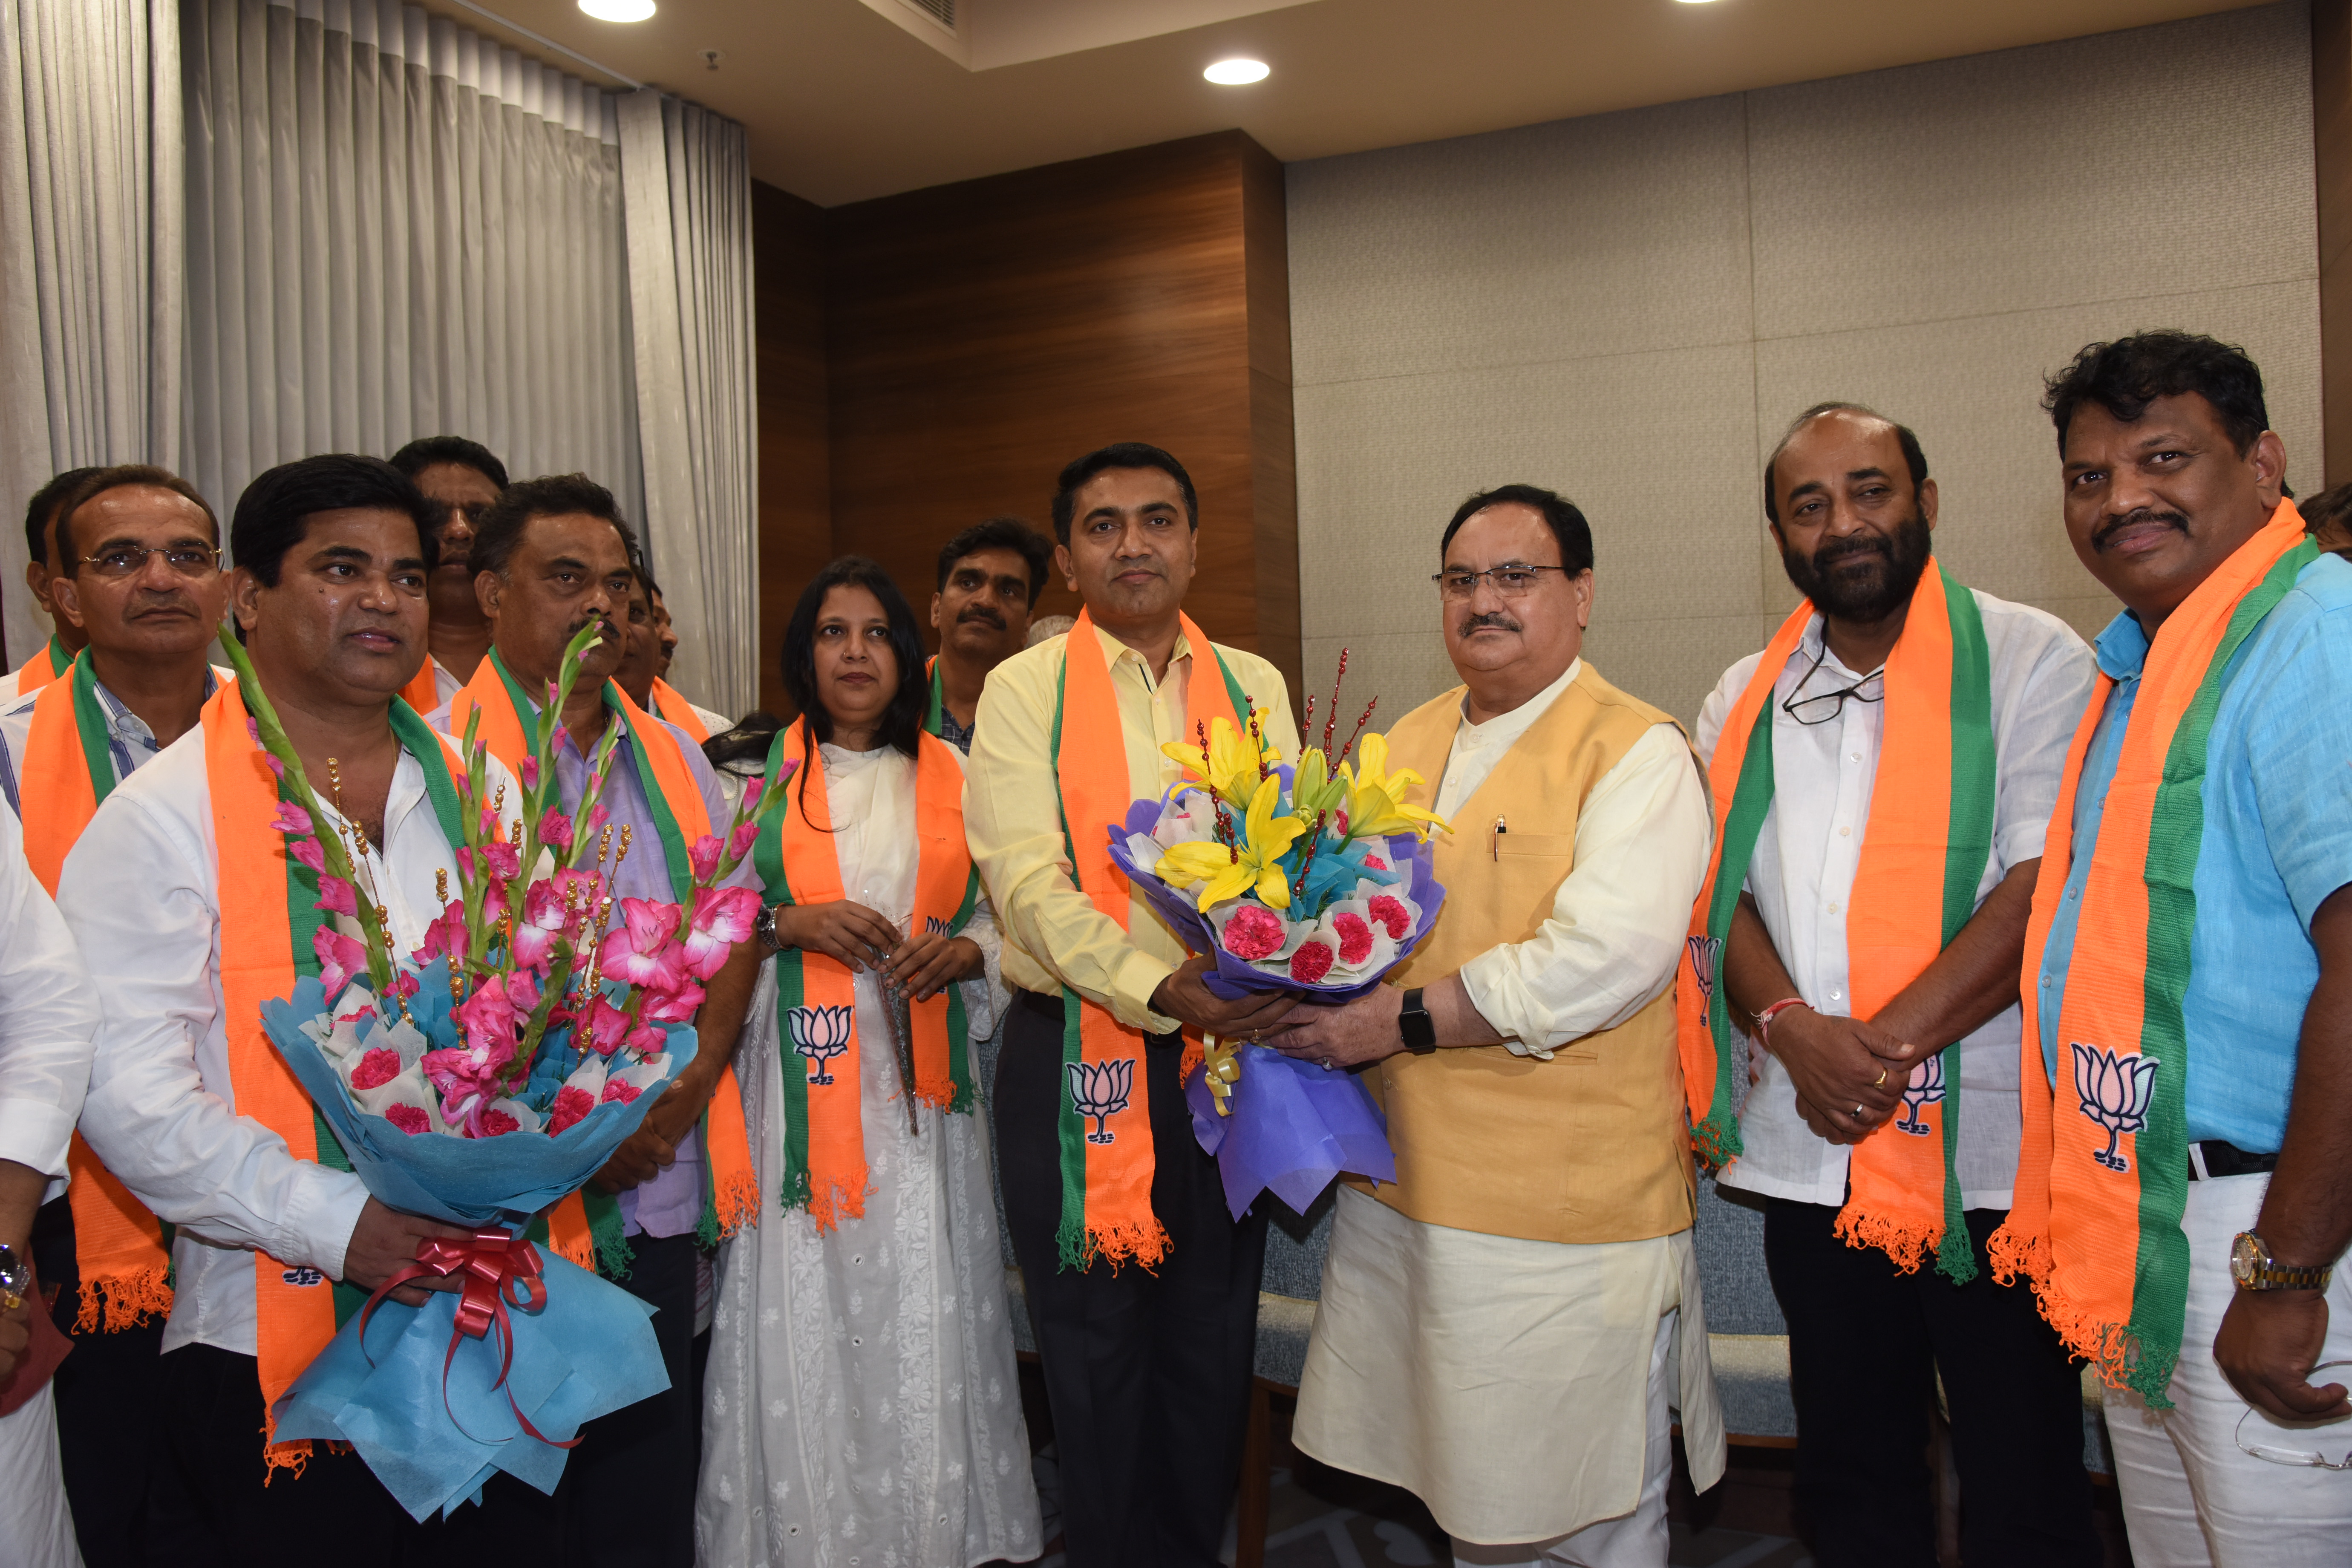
[2188,1139,2279,1181]
[1016,987,1065,1023]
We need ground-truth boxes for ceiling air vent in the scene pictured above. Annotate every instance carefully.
[899,0,955,32]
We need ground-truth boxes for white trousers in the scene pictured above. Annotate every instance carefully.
[0,1380,81,1568]
[2102,1171,2352,1568]
[1449,1309,1675,1568]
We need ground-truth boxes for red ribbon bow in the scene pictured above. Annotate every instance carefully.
[360,1226,577,1449]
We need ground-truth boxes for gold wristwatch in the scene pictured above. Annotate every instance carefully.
[2231,1231,2334,1292]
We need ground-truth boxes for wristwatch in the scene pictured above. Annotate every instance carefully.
[1398,988,1437,1055]
[755,903,781,954]
[2231,1231,2334,1292]
[0,1241,26,1313]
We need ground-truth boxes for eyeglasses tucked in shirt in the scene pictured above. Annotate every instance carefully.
[1781,643,1885,726]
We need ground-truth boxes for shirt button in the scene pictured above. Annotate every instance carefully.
[1829,988,1843,1001]
[1850,752,1863,762]
[1838,826,1851,837]
[1826,902,1839,914]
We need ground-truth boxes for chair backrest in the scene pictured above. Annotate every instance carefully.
[1262,1187,1335,1299]
[1693,1170,1785,1335]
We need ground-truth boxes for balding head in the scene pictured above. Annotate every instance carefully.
[1764,403,1928,526]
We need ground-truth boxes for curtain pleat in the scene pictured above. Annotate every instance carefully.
[178,0,641,535]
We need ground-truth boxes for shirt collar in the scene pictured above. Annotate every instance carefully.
[1094,621,1193,686]
[93,666,221,749]
[2093,609,2152,683]
[1457,657,1581,741]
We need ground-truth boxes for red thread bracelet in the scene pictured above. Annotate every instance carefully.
[1753,996,1811,1048]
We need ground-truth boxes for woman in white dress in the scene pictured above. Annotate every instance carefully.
[697,557,1041,1567]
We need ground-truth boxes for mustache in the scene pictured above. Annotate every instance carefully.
[957,605,1005,628]
[1458,611,1521,635]
[1811,533,1895,571]
[2092,507,2190,552]
[567,613,622,645]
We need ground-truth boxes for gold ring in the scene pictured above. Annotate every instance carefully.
[1873,1066,1888,1088]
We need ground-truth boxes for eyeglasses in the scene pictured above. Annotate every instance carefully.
[1432,563,1571,601]
[1781,643,1885,726]
[79,544,221,579]
[2237,1365,2352,1467]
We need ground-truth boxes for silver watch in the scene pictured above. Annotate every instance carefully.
[0,1241,27,1313]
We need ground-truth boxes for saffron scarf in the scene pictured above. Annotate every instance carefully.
[1679,562,1995,1281]
[750,721,981,1229]
[19,654,173,1329]
[650,677,711,745]
[1992,502,2316,1402]
[450,651,758,1271]
[11,634,70,695]
[202,680,469,1469]
[1047,611,1250,1269]
[395,657,441,718]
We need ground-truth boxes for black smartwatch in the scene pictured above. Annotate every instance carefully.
[1398,988,1437,1054]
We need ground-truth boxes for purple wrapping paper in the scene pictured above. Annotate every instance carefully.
[1184,1043,1396,1219]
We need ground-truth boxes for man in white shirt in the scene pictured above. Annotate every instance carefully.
[58,455,536,1558]
[388,435,504,705]
[1273,484,1722,1568]
[0,801,101,1568]
[1693,405,2100,1566]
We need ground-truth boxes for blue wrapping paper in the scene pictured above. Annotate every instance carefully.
[262,963,689,1520]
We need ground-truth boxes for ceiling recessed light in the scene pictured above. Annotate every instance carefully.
[579,0,655,20]
[1204,58,1270,86]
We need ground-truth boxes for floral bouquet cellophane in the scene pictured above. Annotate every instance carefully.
[1103,653,1448,1219]
[233,624,789,1520]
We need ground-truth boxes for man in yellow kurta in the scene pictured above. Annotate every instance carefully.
[1273,484,1724,1567]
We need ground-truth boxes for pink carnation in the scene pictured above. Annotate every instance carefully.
[1289,940,1335,985]
[1366,894,1412,941]
[600,1080,641,1106]
[1363,854,1387,871]
[548,1085,594,1136]
[1222,904,1287,962]
[1332,913,1374,966]
[385,1104,431,1135]
[474,1109,520,1138]
[350,1047,402,1090]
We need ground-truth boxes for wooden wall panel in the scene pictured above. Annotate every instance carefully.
[752,179,830,722]
[821,130,1302,710]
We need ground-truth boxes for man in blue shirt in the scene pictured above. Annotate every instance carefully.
[2022,332,2352,1566]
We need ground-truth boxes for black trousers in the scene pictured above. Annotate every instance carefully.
[32,1195,164,1568]
[563,1228,703,1568]
[1764,1199,2101,1568]
[995,994,1268,1568]
[144,1343,563,1567]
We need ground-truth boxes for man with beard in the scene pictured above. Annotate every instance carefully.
[926,517,1051,752]
[1687,405,2098,1567]
[389,435,505,709]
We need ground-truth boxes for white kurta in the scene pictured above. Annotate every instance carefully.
[696,742,1042,1568]
[1292,663,1724,1551]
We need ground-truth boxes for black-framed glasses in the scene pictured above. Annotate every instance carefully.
[79,544,221,579]
[1431,563,1571,601]
[1781,643,1884,726]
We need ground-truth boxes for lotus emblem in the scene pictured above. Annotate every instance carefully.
[1066,1058,1136,1145]
[925,916,951,936]
[2071,1043,2158,1173]
[1686,934,1721,1004]
[1894,1052,1946,1136]
[788,1003,854,1087]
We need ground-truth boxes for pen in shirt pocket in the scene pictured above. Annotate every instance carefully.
[1492,813,1507,861]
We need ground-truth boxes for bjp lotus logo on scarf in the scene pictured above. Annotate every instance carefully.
[1686,935,1721,1003]
[2071,1043,2159,1173]
[1067,1058,1136,1145]
[1894,1052,1946,1136]
[925,916,952,937]
[788,1003,854,1086]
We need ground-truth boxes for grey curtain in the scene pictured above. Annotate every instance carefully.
[0,0,183,665]
[179,0,642,537]
[620,89,756,720]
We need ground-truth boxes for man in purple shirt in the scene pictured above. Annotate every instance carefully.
[432,473,761,1568]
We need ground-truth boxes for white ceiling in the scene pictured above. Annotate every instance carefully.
[447,0,2273,206]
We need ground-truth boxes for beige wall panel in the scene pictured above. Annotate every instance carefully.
[1299,631,1460,738]
[1751,278,2325,619]
[1286,95,1754,388]
[1748,3,2316,341]
[1583,611,1782,733]
[1295,341,1762,644]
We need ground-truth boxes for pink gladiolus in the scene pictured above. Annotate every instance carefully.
[451,972,522,1044]
[263,753,285,780]
[315,928,369,997]
[288,836,326,874]
[581,996,663,1058]
[688,835,723,882]
[271,802,313,837]
[585,803,610,838]
[415,901,469,964]
[680,885,760,980]
[506,967,542,1017]
[351,1048,402,1090]
[520,754,541,789]
[548,1085,594,1136]
[477,804,499,838]
[640,981,704,1023]
[314,874,358,919]
[245,718,262,744]
[598,899,686,991]
[541,810,575,851]
[386,971,420,1001]
[385,1104,431,1135]
[601,1080,640,1106]
[480,841,521,881]
[512,879,578,971]
[727,819,758,861]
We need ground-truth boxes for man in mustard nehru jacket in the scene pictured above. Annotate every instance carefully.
[1272,484,1722,1568]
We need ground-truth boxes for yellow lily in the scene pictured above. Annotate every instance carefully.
[1342,732,1450,841]
[1155,774,1308,911]
[1159,709,1281,812]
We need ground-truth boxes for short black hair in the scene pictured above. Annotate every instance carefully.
[24,467,101,568]
[1050,442,1198,547]
[58,464,220,566]
[388,435,510,491]
[469,473,639,580]
[231,454,434,588]
[1438,484,1595,574]
[780,556,929,825]
[2043,331,2270,458]
[1762,403,1931,526]
[936,516,1054,608]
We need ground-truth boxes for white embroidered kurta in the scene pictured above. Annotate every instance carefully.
[696,741,1041,1568]
[1292,664,1724,1547]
